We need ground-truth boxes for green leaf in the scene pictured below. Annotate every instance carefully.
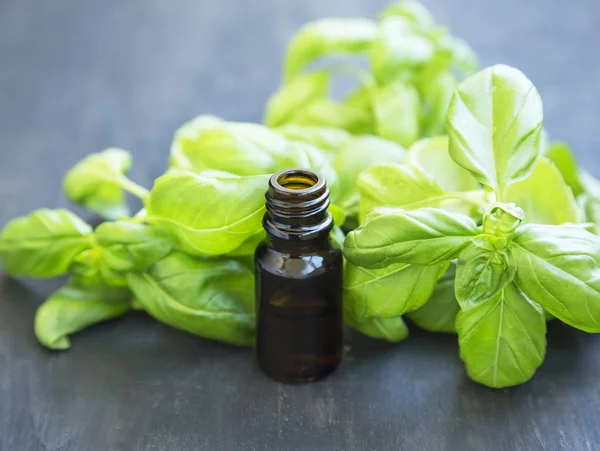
[333,136,406,215]
[34,278,131,350]
[94,222,175,271]
[482,202,524,240]
[275,124,352,158]
[544,142,585,197]
[330,226,346,249]
[358,163,481,221]
[344,312,409,343]
[544,141,600,203]
[344,260,447,320]
[0,209,92,278]
[407,136,480,192]
[147,171,269,257]
[372,81,421,147]
[408,262,459,333]
[169,116,289,175]
[63,148,137,220]
[446,64,544,199]
[283,18,377,81]
[344,207,479,268]
[419,71,457,137]
[70,223,176,288]
[370,16,436,84]
[226,231,265,257]
[505,157,581,225]
[277,141,339,198]
[579,195,600,232]
[344,85,373,111]
[328,204,347,228]
[265,72,330,127]
[437,35,479,74]
[290,98,374,134]
[581,170,600,197]
[71,246,127,287]
[379,1,436,28]
[455,239,516,309]
[127,252,255,346]
[456,283,546,388]
[513,224,600,332]
[358,163,445,219]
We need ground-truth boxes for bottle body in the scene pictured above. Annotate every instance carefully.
[255,241,343,383]
[255,168,343,383]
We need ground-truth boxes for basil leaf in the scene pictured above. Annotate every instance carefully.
[344,85,373,110]
[226,231,265,257]
[543,141,600,209]
[345,312,409,343]
[379,0,436,28]
[330,226,346,249]
[0,209,92,278]
[277,141,339,198]
[275,124,352,157]
[408,262,459,333]
[358,163,482,221]
[290,98,374,134]
[333,136,406,215]
[482,202,524,240]
[127,252,255,346]
[372,81,421,147]
[147,171,269,256]
[419,71,457,137]
[437,35,479,75]
[344,260,447,320]
[544,142,586,197]
[63,148,136,220]
[328,204,347,228]
[72,222,174,286]
[283,18,377,81]
[358,163,446,219]
[505,157,581,225]
[370,16,435,84]
[455,239,516,310]
[456,283,546,388]
[344,207,479,268]
[95,222,175,271]
[71,248,127,287]
[265,72,330,127]
[513,224,600,332]
[581,170,600,198]
[447,64,543,199]
[407,136,480,192]
[579,195,600,232]
[169,116,288,175]
[35,278,131,350]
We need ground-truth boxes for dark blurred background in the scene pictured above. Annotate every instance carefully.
[1,1,599,450]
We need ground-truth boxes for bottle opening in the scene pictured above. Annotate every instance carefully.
[277,171,318,191]
[264,168,333,240]
[271,169,325,196]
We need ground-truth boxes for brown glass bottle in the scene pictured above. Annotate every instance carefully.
[255,168,343,383]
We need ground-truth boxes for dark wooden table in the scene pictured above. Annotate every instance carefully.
[1,1,599,450]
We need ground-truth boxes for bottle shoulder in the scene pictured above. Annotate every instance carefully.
[255,241,342,279]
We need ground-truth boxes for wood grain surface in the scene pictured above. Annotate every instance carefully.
[1,0,599,450]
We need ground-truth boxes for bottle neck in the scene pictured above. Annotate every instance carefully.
[263,168,333,253]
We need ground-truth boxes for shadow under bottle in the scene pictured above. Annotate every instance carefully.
[255,168,343,383]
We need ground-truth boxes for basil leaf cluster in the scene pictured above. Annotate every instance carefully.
[1,2,598,391]
[344,64,600,388]
[265,0,478,146]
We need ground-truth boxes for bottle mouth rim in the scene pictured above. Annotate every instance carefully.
[270,168,326,196]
